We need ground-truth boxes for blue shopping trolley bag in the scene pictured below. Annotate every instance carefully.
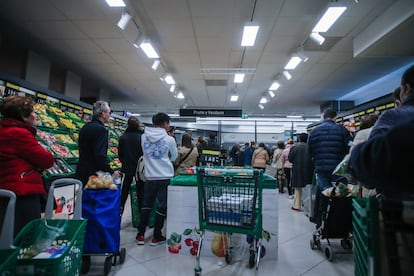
[82,188,121,254]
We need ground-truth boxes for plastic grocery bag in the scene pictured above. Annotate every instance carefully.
[332,153,351,178]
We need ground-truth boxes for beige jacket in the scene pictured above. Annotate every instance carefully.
[174,146,199,176]
[252,147,270,169]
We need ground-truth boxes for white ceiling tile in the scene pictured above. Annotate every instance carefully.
[0,0,65,21]
[75,53,115,64]
[162,37,198,52]
[63,39,103,53]
[25,22,87,40]
[51,0,108,20]
[94,38,135,53]
[74,20,123,39]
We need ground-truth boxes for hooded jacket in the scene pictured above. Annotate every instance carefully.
[141,126,178,180]
[0,117,54,195]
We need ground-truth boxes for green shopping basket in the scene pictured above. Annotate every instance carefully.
[0,248,20,275]
[13,219,87,276]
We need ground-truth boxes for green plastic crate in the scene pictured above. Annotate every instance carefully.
[129,184,156,228]
[352,198,379,276]
[0,248,20,276]
[13,219,86,276]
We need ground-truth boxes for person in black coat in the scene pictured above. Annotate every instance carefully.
[118,116,144,214]
[288,133,314,211]
[76,101,118,186]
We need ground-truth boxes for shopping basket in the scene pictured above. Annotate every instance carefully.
[13,178,86,276]
[0,189,20,276]
[194,168,263,276]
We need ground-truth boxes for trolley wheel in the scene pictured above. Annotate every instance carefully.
[225,252,232,264]
[119,248,126,264]
[248,250,255,269]
[324,246,333,262]
[194,266,202,276]
[81,255,91,274]
[104,255,113,276]
[340,239,353,250]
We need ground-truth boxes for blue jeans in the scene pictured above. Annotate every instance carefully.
[138,179,169,239]
[315,172,336,190]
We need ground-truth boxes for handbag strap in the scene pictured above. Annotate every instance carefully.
[176,146,194,168]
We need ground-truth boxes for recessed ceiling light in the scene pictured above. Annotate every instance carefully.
[260,97,267,104]
[176,91,185,99]
[105,0,126,7]
[139,41,159,58]
[234,73,245,83]
[164,74,175,85]
[269,82,280,90]
[268,90,275,98]
[169,85,176,93]
[241,25,259,47]
[312,7,347,33]
[152,59,160,70]
[284,56,302,70]
[309,32,325,45]
[117,12,131,30]
[258,104,264,110]
[230,95,239,102]
[282,70,292,80]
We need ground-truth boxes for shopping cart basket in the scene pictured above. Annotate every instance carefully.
[310,180,353,262]
[0,189,20,276]
[194,168,263,276]
[379,197,414,276]
[13,178,86,276]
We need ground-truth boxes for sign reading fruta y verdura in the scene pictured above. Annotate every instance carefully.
[179,109,242,117]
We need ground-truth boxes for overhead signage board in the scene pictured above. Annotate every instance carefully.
[170,117,196,122]
[179,109,242,117]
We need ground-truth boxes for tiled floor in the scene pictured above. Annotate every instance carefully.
[83,193,354,276]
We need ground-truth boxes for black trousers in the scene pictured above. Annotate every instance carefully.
[14,194,41,237]
[121,175,145,214]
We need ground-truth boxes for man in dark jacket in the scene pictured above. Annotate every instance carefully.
[308,108,351,190]
[76,101,118,186]
[118,116,144,214]
[369,65,414,139]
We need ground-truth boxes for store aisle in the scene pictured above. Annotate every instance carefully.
[83,194,354,276]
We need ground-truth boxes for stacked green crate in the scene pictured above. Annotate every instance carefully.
[352,198,379,276]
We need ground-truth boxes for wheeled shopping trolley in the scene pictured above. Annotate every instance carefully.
[194,168,263,276]
[310,185,353,261]
[81,185,126,276]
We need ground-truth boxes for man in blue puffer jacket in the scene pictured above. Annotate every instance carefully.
[308,108,352,190]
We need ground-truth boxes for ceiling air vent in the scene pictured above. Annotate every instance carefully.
[204,79,228,86]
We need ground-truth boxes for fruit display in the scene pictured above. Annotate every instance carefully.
[38,113,59,128]
[110,147,118,155]
[43,159,74,177]
[109,138,118,147]
[74,121,85,129]
[65,111,82,121]
[48,106,65,117]
[55,134,76,145]
[34,103,47,114]
[70,149,79,158]
[50,144,73,158]
[37,130,58,144]
[58,117,77,130]
[71,132,79,141]
[109,158,122,170]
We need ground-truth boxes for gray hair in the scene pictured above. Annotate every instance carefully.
[93,101,110,118]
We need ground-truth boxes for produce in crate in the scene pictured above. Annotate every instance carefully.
[34,103,47,114]
[37,130,58,144]
[49,106,65,117]
[44,159,74,176]
[38,114,58,128]
[55,134,76,145]
[50,144,73,158]
[85,173,118,190]
[58,118,77,130]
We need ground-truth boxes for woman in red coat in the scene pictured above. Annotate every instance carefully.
[0,96,54,236]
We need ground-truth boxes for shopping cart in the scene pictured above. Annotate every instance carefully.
[378,197,414,276]
[13,178,86,275]
[310,178,354,262]
[194,168,263,276]
[81,181,126,276]
[0,189,20,276]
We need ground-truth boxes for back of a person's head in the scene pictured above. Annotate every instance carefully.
[152,112,170,126]
[245,142,250,147]
[259,142,265,148]
[359,114,379,130]
[393,87,401,102]
[287,139,294,145]
[181,133,193,148]
[323,108,337,120]
[127,116,140,129]
[277,140,285,149]
[298,133,308,143]
[0,95,34,121]
[93,101,110,118]
[251,141,256,146]
[401,65,414,88]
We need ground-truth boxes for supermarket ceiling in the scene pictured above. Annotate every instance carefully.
[0,0,414,118]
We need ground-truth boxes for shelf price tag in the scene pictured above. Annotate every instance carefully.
[36,93,48,104]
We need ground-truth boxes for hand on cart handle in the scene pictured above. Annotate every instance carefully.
[112,171,122,185]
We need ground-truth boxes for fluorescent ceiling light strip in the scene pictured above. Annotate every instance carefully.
[284,56,302,70]
[230,95,239,102]
[258,104,264,110]
[234,73,245,83]
[312,7,347,33]
[241,25,259,46]
[268,90,275,98]
[169,84,175,93]
[269,81,280,90]
[139,41,159,58]
[105,0,126,7]
[260,97,267,104]
[287,115,303,118]
[164,74,175,85]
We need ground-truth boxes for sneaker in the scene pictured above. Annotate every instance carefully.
[288,195,294,199]
[150,236,166,246]
[136,235,145,245]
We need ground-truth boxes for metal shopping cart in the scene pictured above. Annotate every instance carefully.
[0,189,20,275]
[194,168,263,276]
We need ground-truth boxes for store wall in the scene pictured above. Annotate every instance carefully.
[99,88,110,102]
[65,71,81,100]
[0,37,27,78]
[25,51,50,88]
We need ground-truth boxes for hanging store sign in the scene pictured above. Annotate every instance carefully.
[179,109,242,117]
